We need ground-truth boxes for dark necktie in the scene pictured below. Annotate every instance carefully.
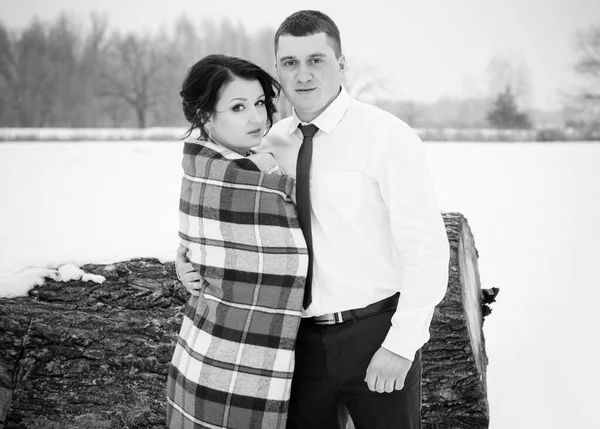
[297,123,319,309]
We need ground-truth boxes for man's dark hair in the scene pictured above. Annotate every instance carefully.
[274,10,342,58]
[179,54,281,140]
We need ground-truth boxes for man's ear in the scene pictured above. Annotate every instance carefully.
[338,55,346,73]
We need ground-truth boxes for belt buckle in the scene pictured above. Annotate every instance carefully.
[313,312,344,325]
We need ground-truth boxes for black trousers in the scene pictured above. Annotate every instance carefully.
[286,309,422,429]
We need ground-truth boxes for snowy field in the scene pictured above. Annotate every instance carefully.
[1,141,599,429]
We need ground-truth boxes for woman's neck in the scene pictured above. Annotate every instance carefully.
[207,135,252,157]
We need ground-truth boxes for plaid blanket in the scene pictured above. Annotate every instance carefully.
[167,140,308,429]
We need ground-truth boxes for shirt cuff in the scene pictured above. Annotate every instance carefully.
[379,306,436,361]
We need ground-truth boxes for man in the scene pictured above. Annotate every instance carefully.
[178,10,449,429]
[260,10,449,429]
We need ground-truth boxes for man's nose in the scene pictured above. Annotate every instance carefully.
[297,63,312,83]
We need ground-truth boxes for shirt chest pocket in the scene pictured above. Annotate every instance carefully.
[311,170,362,221]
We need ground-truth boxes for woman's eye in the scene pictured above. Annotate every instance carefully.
[256,100,265,106]
[232,104,245,112]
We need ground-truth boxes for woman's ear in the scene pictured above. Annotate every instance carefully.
[197,109,212,126]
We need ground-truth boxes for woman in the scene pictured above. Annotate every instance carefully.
[166,55,308,429]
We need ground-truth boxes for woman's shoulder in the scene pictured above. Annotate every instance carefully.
[183,139,235,159]
[246,151,282,175]
[182,139,283,176]
[182,137,207,153]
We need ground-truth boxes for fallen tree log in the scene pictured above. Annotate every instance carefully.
[0,213,497,428]
[420,213,497,428]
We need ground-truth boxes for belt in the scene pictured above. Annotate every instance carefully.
[310,293,400,325]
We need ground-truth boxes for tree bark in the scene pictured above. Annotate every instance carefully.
[135,105,146,129]
[0,213,497,428]
[420,212,497,429]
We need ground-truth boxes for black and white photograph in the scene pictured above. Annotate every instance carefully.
[1,1,599,428]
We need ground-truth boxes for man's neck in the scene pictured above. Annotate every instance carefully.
[296,86,342,123]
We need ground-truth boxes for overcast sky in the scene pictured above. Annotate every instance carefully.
[2,0,599,109]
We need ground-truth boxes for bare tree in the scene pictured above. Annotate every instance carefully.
[575,25,600,85]
[0,15,84,127]
[10,18,53,126]
[44,14,82,126]
[173,14,199,56]
[485,55,532,107]
[99,32,180,128]
[0,15,292,128]
[566,25,600,132]
[75,13,112,126]
[0,21,16,125]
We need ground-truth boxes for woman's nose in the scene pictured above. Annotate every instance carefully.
[248,106,263,124]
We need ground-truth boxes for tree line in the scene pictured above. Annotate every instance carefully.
[0,14,598,134]
[372,26,599,133]
[0,13,285,128]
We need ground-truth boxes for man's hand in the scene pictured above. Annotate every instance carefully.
[365,347,412,393]
[176,245,202,296]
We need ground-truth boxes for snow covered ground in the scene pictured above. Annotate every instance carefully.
[0,127,187,142]
[1,141,599,428]
[0,142,182,296]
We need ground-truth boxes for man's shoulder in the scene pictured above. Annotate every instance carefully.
[348,98,414,134]
[256,116,294,153]
[270,115,294,135]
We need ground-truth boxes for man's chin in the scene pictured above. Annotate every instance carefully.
[291,96,314,106]
[294,101,323,117]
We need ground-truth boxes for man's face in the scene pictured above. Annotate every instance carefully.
[276,32,344,123]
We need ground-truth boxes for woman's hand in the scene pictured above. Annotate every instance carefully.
[290,179,297,205]
[176,245,202,296]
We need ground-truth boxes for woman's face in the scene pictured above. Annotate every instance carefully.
[207,78,267,155]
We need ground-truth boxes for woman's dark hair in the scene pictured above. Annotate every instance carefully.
[180,54,281,140]
[274,10,342,58]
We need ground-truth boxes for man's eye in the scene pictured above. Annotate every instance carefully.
[311,58,322,64]
[283,60,296,67]
[232,104,245,112]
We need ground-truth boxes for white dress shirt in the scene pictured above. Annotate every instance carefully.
[257,87,449,360]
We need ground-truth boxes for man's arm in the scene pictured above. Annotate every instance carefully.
[175,244,202,296]
[365,120,450,392]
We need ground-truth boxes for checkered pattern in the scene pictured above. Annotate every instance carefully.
[167,140,308,429]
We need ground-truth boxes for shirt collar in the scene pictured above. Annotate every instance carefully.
[286,86,352,136]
